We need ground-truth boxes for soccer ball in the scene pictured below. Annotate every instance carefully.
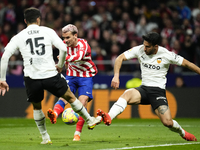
[62,108,79,125]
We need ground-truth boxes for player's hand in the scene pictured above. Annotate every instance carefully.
[111,76,120,89]
[65,63,68,70]
[55,65,63,73]
[0,81,9,96]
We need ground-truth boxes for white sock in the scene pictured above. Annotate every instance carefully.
[33,110,48,138]
[70,99,90,121]
[55,112,58,117]
[169,120,185,137]
[74,131,81,136]
[108,98,127,120]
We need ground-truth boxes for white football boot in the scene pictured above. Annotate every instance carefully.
[87,116,102,130]
[41,133,52,144]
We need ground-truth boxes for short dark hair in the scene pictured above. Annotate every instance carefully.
[24,7,41,24]
[142,32,161,46]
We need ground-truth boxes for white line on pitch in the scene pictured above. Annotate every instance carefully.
[98,142,200,150]
[97,124,200,127]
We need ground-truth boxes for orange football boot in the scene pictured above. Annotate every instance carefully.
[182,129,197,141]
[47,108,57,124]
[73,135,80,141]
[97,109,111,126]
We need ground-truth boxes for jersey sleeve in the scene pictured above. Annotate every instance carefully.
[123,45,141,60]
[4,35,19,55]
[48,28,67,52]
[46,28,67,68]
[167,51,184,66]
[0,36,19,81]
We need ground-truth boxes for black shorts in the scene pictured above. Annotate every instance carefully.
[24,73,68,103]
[135,85,168,110]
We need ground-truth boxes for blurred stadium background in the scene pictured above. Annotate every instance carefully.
[0,0,200,118]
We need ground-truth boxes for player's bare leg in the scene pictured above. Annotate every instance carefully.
[155,105,197,141]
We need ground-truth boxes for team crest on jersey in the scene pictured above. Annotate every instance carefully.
[157,58,162,64]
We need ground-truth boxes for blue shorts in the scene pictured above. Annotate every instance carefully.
[65,76,94,102]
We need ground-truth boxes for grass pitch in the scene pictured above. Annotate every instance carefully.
[0,118,199,150]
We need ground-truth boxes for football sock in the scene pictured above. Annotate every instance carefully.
[74,131,81,136]
[75,116,85,133]
[70,99,90,121]
[33,109,48,136]
[169,120,185,137]
[54,99,65,117]
[108,98,127,120]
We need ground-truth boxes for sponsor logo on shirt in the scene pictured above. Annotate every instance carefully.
[142,63,160,70]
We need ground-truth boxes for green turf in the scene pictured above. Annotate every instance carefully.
[0,118,199,150]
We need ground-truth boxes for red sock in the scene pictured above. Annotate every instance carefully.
[54,104,64,116]
[76,116,85,132]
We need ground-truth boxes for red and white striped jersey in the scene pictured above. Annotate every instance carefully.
[65,38,98,77]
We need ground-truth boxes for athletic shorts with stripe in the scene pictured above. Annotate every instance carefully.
[135,85,168,110]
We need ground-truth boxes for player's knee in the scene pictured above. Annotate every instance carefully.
[121,90,131,103]
[121,88,140,104]
[122,89,135,98]
[31,102,42,110]
[59,97,68,104]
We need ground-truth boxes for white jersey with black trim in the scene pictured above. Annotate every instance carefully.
[124,45,184,89]
[1,24,67,80]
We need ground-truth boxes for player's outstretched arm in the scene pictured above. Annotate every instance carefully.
[181,59,200,75]
[111,53,127,89]
[0,81,9,96]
